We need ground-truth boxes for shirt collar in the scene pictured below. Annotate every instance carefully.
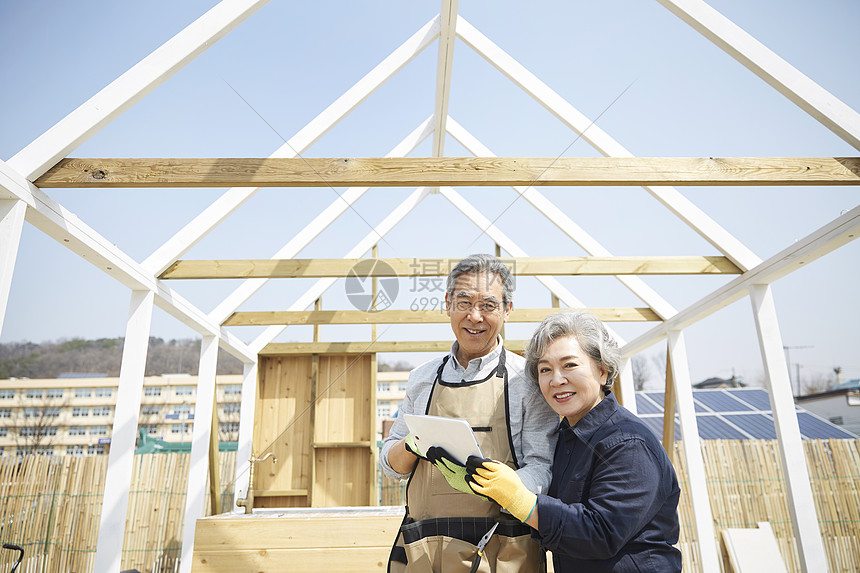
[559,391,618,441]
[449,336,504,373]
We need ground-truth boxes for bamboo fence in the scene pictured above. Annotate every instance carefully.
[1,440,858,572]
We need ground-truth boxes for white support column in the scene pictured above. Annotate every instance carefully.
[9,0,273,181]
[432,0,458,157]
[0,200,26,336]
[616,358,638,415]
[666,329,719,573]
[143,17,441,276]
[446,117,678,320]
[251,187,433,352]
[233,360,258,511]
[438,186,627,345]
[93,290,155,573]
[209,117,434,324]
[656,0,860,150]
[749,284,826,572]
[179,335,220,573]
[456,16,761,271]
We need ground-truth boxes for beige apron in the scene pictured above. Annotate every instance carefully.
[388,349,545,573]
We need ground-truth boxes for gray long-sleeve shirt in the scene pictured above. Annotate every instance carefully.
[380,340,558,495]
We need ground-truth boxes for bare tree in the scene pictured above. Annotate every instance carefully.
[13,396,66,454]
[631,356,651,391]
[801,372,834,396]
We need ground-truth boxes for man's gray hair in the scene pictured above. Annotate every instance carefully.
[446,254,514,306]
[525,310,621,392]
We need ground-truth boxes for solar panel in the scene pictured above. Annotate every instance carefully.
[797,412,858,439]
[729,389,773,411]
[693,390,755,413]
[628,388,852,440]
[692,415,749,440]
[635,393,663,415]
[723,414,777,439]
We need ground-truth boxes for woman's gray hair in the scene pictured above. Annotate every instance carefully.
[446,254,514,306]
[525,310,621,392]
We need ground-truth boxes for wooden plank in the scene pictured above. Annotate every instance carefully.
[161,255,741,279]
[226,307,660,326]
[260,340,528,355]
[34,157,860,188]
[191,547,393,572]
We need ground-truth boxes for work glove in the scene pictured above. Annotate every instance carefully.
[404,433,426,459]
[466,456,537,523]
[426,446,476,495]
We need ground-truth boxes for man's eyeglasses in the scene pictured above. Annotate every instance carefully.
[453,300,501,314]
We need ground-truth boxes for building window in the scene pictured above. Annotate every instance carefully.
[174,386,193,396]
[94,388,113,398]
[398,382,408,392]
[75,387,92,398]
[89,425,108,436]
[0,427,7,437]
[141,424,159,435]
[86,445,106,455]
[72,407,90,417]
[43,407,61,417]
[92,406,111,417]
[67,445,85,455]
[221,403,241,415]
[68,426,86,436]
[46,388,64,399]
[377,406,390,418]
[171,423,192,434]
[0,389,14,399]
[172,404,192,415]
[141,405,160,416]
[223,384,242,395]
[23,408,41,418]
[0,408,11,418]
[144,386,162,397]
[25,389,44,399]
[220,422,240,433]
[19,427,39,437]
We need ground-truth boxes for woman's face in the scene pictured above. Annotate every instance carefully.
[537,335,607,426]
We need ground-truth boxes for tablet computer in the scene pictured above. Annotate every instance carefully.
[403,414,484,465]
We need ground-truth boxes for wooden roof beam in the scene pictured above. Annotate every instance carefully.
[34,157,860,188]
[160,255,741,279]
[259,340,527,355]
[224,307,660,326]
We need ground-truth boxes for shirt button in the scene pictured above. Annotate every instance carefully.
[566,449,571,455]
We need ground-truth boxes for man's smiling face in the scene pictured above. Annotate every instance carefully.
[446,272,511,367]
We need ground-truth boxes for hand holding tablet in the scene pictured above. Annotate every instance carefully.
[403,414,485,465]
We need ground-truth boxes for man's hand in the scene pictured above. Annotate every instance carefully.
[404,433,425,459]
[466,456,537,523]
[426,446,475,495]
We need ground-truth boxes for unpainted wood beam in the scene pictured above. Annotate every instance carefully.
[224,307,660,326]
[160,256,741,279]
[259,340,528,355]
[34,157,860,188]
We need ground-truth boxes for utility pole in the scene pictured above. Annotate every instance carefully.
[783,345,813,396]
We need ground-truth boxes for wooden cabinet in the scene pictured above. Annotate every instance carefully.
[252,353,377,508]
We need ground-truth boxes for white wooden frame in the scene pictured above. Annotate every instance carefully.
[1,1,856,571]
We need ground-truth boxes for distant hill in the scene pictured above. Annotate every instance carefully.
[0,337,243,379]
[0,338,413,379]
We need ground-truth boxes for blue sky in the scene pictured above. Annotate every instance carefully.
[1,0,858,388]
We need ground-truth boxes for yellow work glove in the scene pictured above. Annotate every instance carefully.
[466,456,537,523]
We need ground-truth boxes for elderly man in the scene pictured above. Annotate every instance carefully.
[382,254,557,573]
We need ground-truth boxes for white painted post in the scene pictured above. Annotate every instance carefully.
[666,329,719,573]
[432,0,458,157]
[616,358,638,415]
[749,284,827,573]
[93,290,154,573]
[233,360,258,511]
[0,200,26,336]
[179,335,220,573]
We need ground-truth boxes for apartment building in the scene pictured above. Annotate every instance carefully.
[0,374,243,456]
[0,370,413,456]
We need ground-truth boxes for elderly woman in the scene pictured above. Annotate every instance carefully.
[467,311,682,572]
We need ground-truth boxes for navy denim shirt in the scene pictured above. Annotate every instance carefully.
[533,393,682,572]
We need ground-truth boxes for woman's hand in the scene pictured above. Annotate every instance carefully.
[466,456,537,523]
